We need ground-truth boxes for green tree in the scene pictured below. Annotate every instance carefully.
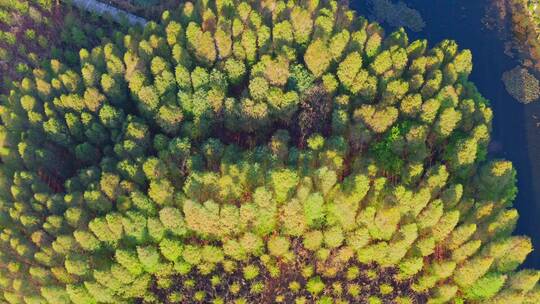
[186,23,216,66]
[0,1,536,303]
[304,39,331,77]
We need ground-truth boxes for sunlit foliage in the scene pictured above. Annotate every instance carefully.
[0,0,537,303]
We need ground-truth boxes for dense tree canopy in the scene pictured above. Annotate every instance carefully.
[0,0,538,303]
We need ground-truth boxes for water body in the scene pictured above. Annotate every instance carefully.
[351,0,540,268]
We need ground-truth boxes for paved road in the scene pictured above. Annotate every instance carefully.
[68,0,148,27]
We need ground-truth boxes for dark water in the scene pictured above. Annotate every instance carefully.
[351,0,540,268]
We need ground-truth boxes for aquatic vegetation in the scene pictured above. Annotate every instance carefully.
[502,66,540,103]
[507,0,540,70]
[489,0,540,103]
[367,0,425,32]
[0,0,538,303]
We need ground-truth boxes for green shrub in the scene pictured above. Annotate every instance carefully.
[306,277,325,296]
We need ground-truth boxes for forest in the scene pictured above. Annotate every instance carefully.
[0,0,539,303]
[0,0,135,92]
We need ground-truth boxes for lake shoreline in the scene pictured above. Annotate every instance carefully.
[353,0,540,268]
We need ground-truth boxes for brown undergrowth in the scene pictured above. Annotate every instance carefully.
[145,239,428,304]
